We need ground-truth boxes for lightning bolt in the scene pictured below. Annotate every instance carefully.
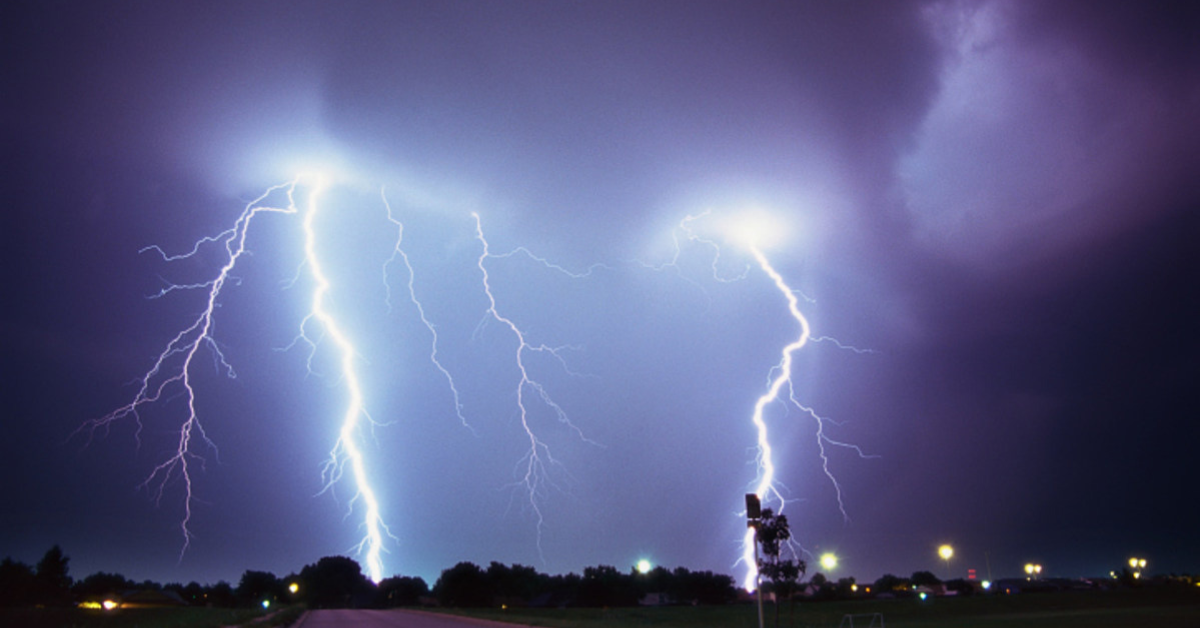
[650,210,874,592]
[291,177,389,584]
[739,243,809,592]
[73,182,299,557]
[471,212,594,555]
[78,176,398,581]
[381,187,471,431]
[735,242,877,592]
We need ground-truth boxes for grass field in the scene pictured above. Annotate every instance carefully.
[0,603,304,628]
[440,587,1200,628]
[3,588,1195,627]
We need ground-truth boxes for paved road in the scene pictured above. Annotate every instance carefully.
[293,609,531,628]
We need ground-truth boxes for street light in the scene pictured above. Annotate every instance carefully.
[1129,557,1146,579]
[938,545,953,579]
[820,553,838,572]
[746,494,764,628]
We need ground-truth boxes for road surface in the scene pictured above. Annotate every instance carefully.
[293,609,531,628]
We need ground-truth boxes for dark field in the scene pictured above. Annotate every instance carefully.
[0,604,303,628]
[441,586,1200,628]
[2,588,1197,627]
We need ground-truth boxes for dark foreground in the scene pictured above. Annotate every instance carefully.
[2,587,1197,627]
[441,586,1200,628]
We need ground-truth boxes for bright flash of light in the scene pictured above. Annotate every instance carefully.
[298,179,389,584]
[636,559,653,574]
[717,208,790,251]
[73,181,301,557]
[729,216,875,593]
[820,552,838,571]
[78,176,395,582]
[939,544,954,561]
[471,212,594,555]
[739,242,810,592]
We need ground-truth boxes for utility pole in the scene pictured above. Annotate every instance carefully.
[746,494,765,628]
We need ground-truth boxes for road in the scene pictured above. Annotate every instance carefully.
[292,609,531,628]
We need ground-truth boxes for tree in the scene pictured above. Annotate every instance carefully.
[74,571,134,604]
[35,545,73,607]
[911,570,941,587]
[206,581,236,607]
[680,569,738,605]
[236,570,282,607]
[577,565,638,607]
[376,575,428,607]
[433,561,491,607]
[486,562,542,605]
[0,558,35,607]
[181,581,206,606]
[873,573,911,596]
[300,556,372,609]
[755,509,805,627]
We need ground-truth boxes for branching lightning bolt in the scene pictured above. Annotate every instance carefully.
[735,242,877,591]
[73,182,299,558]
[471,212,595,556]
[288,177,390,584]
[78,177,398,581]
[381,187,472,432]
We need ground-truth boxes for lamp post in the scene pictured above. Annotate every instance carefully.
[938,545,954,580]
[746,494,764,628]
[1129,557,1146,579]
[1024,563,1042,580]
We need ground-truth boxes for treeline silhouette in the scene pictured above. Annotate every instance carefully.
[0,545,738,609]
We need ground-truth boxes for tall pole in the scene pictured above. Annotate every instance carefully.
[746,494,764,628]
[754,525,764,628]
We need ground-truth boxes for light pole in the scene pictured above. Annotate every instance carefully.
[1024,563,1042,580]
[938,545,954,580]
[1129,557,1147,579]
[746,494,764,628]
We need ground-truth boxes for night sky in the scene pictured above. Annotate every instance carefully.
[4,0,1197,588]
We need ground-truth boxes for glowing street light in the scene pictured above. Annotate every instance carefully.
[938,544,953,579]
[636,559,653,575]
[1129,557,1147,579]
[1024,563,1042,580]
[820,553,838,572]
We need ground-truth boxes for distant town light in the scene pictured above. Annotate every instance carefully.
[261,600,271,609]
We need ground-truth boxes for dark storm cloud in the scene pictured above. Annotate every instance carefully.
[3,0,1196,586]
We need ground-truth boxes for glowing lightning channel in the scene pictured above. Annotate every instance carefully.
[381,187,472,431]
[735,239,878,592]
[740,243,810,592]
[471,212,593,555]
[74,182,300,558]
[295,178,389,584]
